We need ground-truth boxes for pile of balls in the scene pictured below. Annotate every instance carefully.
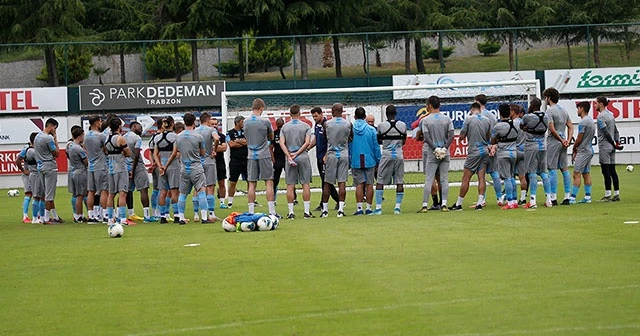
[222,212,279,232]
[7,189,20,197]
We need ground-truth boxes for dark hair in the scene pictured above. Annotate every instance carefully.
[174,122,185,132]
[45,118,58,128]
[509,104,522,114]
[70,125,82,137]
[310,107,322,114]
[427,96,440,109]
[184,113,196,126]
[199,112,211,124]
[109,118,122,132]
[385,105,397,118]
[130,121,141,129]
[89,115,101,127]
[596,96,608,106]
[543,87,560,104]
[576,101,591,113]
[474,94,488,106]
[354,107,366,120]
[331,103,343,117]
[162,116,174,130]
[498,104,511,118]
[290,104,301,115]
[470,102,481,110]
[29,132,38,144]
[72,127,84,139]
[155,118,164,129]
[528,98,542,113]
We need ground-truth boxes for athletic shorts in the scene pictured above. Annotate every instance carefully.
[180,166,206,195]
[204,164,217,186]
[88,170,108,192]
[152,167,159,190]
[31,172,43,198]
[496,155,516,180]
[108,171,129,194]
[525,150,547,175]
[130,168,150,191]
[515,150,526,175]
[485,155,495,173]
[22,173,31,194]
[464,154,488,174]
[229,159,247,182]
[216,160,227,181]
[547,140,568,170]
[352,167,375,185]
[574,152,594,174]
[324,156,349,185]
[284,156,312,185]
[377,156,404,185]
[247,158,274,182]
[159,169,180,190]
[40,169,58,202]
[598,146,616,165]
[70,170,88,196]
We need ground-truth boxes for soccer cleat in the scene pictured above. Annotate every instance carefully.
[611,195,621,202]
[143,216,159,223]
[303,212,315,219]
[320,211,329,218]
[511,203,519,209]
[313,205,322,212]
[334,204,340,211]
[597,196,611,202]
[160,217,168,224]
[545,201,553,208]
[393,208,401,215]
[193,214,200,222]
[87,217,101,224]
[440,206,449,212]
[365,209,373,215]
[475,204,484,210]
[73,217,84,223]
[22,217,31,223]
[448,204,463,211]
[293,200,299,206]
[551,199,558,206]
[518,199,527,205]
[429,204,441,211]
[569,199,576,205]
[227,203,233,208]
[561,199,571,205]
[497,195,506,206]
[43,220,55,225]
[121,219,137,226]
[469,202,486,209]
[337,211,345,218]
[417,206,429,213]
[369,209,382,215]
[577,198,592,204]
[178,220,187,225]
[287,213,295,220]
[352,210,364,216]
[219,203,229,209]
[272,213,283,219]
[31,218,42,224]
[502,204,518,210]
[128,214,144,221]
[173,216,180,223]
[52,217,65,224]
[524,203,537,209]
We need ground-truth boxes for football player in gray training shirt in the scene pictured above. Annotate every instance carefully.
[124,121,154,222]
[475,94,504,206]
[174,112,213,224]
[544,87,573,206]
[279,104,314,219]
[450,102,491,211]
[68,127,88,222]
[373,105,407,215]
[519,97,552,208]
[491,104,520,210]
[570,101,596,204]
[595,96,622,202]
[195,112,220,220]
[322,103,352,218]
[243,98,278,216]
[416,96,455,212]
[105,118,133,225]
[511,104,529,205]
[84,115,108,223]
[34,118,62,224]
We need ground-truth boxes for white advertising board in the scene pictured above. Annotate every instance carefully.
[545,67,640,94]
[556,96,640,124]
[0,87,68,113]
[0,117,69,145]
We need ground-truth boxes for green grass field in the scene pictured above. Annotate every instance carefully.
[1,168,639,336]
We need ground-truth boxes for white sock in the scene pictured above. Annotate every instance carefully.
[322,202,328,212]
[366,203,371,211]
[304,201,310,214]
[570,194,576,201]
[338,201,345,212]
[154,208,160,217]
[520,190,527,201]
[228,197,234,204]
[248,202,255,213]
[93,206,100,216]
[128,208,135,216]
[456,196,464,206]
[88,210,94,219]
[102,208,108,218]
[201,209,208,219]
[530,195,537,204]
[44,210,50,222]
[51,209,59,220]
[179,213,185,221]
[376,203,383,210]
[585,194,592,200]
[478,195,486,205]
[288,203,294,214]
[551,193,557,201]
[357,202,363,211]
[614,190,620,196]
[268,201,276,215]
[564,192,570,200]
[219,197,226,205]
[143,207,150,218]
[441,199,447,207]
[422,202,428,207]
[209,210,215,218]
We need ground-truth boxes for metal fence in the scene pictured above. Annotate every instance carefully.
[1,23,639,88]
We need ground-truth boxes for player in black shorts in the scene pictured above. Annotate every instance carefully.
[227,115,248,208]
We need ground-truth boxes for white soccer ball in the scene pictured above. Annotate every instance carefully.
[627,165,634,172]
[222,219,237,232]
[108,223,124,238]
[7,189,18,197]
[434,147,448,160]
[239,221,255,232]
[268,214,279,230]
[257,216,273,231]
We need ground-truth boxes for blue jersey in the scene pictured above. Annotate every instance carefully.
[314,118,328,159]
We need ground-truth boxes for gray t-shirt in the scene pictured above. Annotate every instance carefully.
[84,130,107,172]
[460,114,491,156]
[577,116,596,153]
[156,131,179,170]
[492,119,519,158]
[597,110,616,150]
[513,117,526,152]
[481,108,498,128]
[377,120,407,159]
[325,117,352,159]
[546,104,570,143]
[34,132,57,171]
[281,119,311,159]
[420,113,454,152]
[105,133,127,174]
[67,142,87,173]
[521,111,549,151]
[243,115,273,160]
[196,124,217,165]
[124,131,144,172]
[18,145,37,172]
[176,129,205,170]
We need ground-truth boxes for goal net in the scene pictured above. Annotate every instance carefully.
[222,79,540,185]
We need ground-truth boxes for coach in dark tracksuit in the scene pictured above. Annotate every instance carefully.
[310,107,339,211]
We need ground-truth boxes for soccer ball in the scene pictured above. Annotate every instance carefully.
[7,189,19,197]
[257,216,273,231]
[268,214,279,230]
[434,147,448,160]
[238,221,255,232]
[108,223,124,238]
[222,219,237,232]
[627,165,634,172]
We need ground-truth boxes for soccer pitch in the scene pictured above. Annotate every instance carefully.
[1,170,639,336]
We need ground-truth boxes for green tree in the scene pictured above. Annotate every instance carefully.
[144,43,191,79]
[36,46,93,85]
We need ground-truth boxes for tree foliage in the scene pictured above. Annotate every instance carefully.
[144,43,192,79]
[36,46,93,85]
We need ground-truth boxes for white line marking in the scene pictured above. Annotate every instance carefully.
[437,324,640,336]
[126,284,640,336]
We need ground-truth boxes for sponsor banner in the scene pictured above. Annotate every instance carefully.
[400,135,468,160]
[397,101,527,130]
[567,123,640,154]
[0,117,69,145]
[0,149,68,175]
[557,97,640,124]
[0,87,68,113]
[392,71,536,99]
[79,81,225,111]
[545,67,640,94]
